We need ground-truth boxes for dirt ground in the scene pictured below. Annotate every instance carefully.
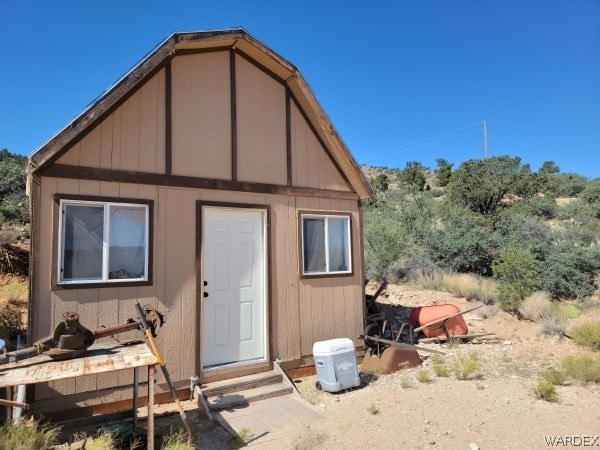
[151,283,600,449]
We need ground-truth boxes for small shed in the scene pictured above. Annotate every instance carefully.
[27,28,373,414]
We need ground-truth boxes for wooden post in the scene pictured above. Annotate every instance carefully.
[147,365,155,450]
[133,367,139,433]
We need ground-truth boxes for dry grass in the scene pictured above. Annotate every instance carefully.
[562,354,600,383]
[451,354,479,380]
[532,379,559,402]
[569,321,600,351]
[415,273,497,304]
[519,292,552,322]
[0,417,61,449]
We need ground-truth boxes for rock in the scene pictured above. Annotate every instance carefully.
[503,341,512,345]
[469,444,479,450]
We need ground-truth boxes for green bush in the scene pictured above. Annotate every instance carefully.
[493,213,552,259]
[532,379,558,402]
[540,245,599,299]
[492,247,541,312]
[562,354,600,383]
[541,367,567,385]
[0,418,60,449]
[570,321,600,351]
[0,149,28,225]
[579,180,600,219]
[425,212,496,275]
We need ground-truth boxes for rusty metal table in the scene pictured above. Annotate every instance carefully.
[0,342,159,449]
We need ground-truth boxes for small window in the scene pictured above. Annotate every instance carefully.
[58,199,150,284]
[301,214,352,276]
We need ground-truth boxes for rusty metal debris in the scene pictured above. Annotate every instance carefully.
[0,306,164,366]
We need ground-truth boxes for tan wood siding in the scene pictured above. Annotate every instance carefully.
[236,55,287,185]
[55,71,166,174]
[171,53,231,179]
[290,101,350,192]
[34,178,363,406]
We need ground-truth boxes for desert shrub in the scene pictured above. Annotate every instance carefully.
[569,321,600,351]
[518,292,552,321]
[540,367,567,385]
[492,247,541,312]
[367,403,380,415]
[0,228,29,276]
[578,179,600,219]
[0,299,26,345]
[363,209,412,281]
[414,272,497,304]
[540,309,568,337]
[0,149,28,225]
[493,213,553,259]
[543,172,589,197]
[562,354,600,383]
[508,196,557,220]
[451,355,479,380]
[0,417,60,450]
[532,379,558,402]
[425,213,496,275]
[416,369,431,383]
[540,245,599,299]
[160,426,189,450]
[433,364,450,377]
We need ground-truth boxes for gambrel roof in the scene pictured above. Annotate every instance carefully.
[28,28,373,200]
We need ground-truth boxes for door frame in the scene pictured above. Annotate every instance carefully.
[196,201,272,380]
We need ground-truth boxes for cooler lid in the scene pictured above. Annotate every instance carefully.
[313,338,355,356]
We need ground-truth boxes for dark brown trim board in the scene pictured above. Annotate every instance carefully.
[289,94,353,190]
[43,164,360,200]
[236,49,286,86]
[230,49,238,181]
[165,59,173,175]
[50,194,154,290]
[173,46,231,56]
[32,44,175,173]
[196,201,272,377]
[358,200,367,326]
[297,210,355,279]
[286,87,292,186]
[28,174,42,343]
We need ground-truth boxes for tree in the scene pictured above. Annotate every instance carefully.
[398,161,426,192]
[579,180,600,219]
[434,158,453,187]
[447,155,533,215]
[538,161,560,175]
[492,246,541,312]
[0,149,28,224]
[372,173,389,192]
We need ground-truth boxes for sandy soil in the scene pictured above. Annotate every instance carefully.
[195,284,599,449]
[50,283,600,449]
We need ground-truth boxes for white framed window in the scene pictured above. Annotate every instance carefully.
[300,213,352,276]
[58,199,150,285]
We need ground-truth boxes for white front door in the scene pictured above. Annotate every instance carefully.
[202,207,266,368]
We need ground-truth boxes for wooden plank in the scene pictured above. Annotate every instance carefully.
[0,343,158,388]
[111,108,123,170]
[138,72,160,174]
[43,164,360,200]
[99,115,114,169]
[270,201,286,359]
[296,197,312,356]
[236,54,286,185]
[119,90,141,171]
[180,189,197,378]
[287,196,301,359]
[156,68,166,174]
[56,141,80,166]
[79,125,102,168]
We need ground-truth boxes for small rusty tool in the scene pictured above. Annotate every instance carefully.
[135,303,194,447]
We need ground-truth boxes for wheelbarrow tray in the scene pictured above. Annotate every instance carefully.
[410,304,469,338]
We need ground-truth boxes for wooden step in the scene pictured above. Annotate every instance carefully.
[202,370,282,398]
[206,382,293,411]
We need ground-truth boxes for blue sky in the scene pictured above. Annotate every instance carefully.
[2,1,599,177]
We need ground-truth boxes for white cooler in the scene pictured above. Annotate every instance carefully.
[313,338,361,392]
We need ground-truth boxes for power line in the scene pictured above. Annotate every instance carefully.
[361,120,483,159]
[363,127,482,163]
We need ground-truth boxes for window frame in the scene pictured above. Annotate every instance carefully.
[298,211,353,278]
[54,194,153,289]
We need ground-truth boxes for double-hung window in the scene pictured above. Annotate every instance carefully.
[58,198,151,285]
[300,213,352,276]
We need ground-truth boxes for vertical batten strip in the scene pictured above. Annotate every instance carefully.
[286,87,292,186]
[230,49,238,181]
[165,59,173,175]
